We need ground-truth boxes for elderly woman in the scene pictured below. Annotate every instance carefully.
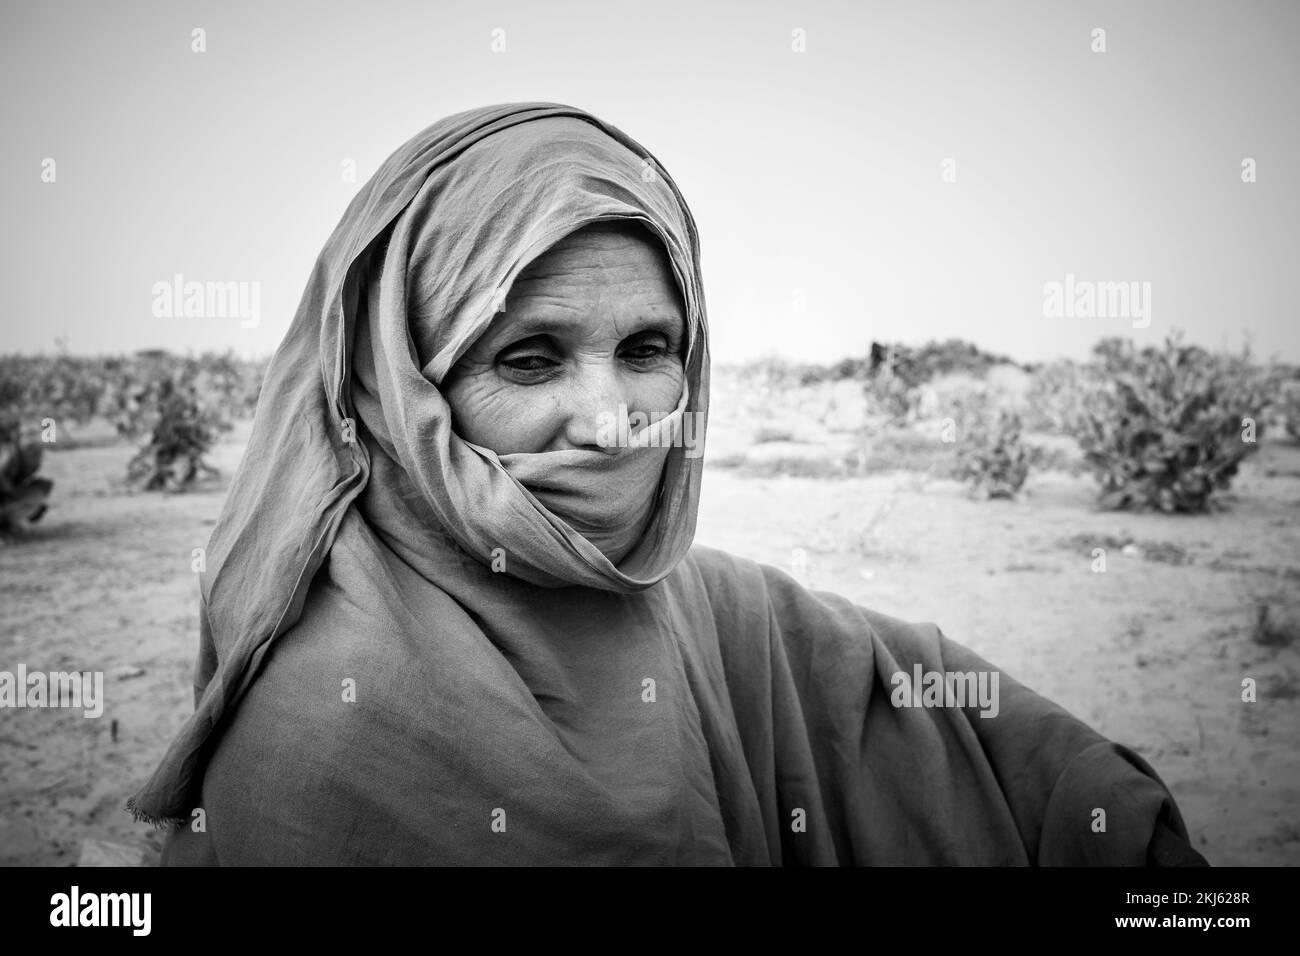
[129,103,1204,866]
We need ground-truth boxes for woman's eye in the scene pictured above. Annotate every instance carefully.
[501,354,556,373]
[498,355,562,383]
[621,336,672,365]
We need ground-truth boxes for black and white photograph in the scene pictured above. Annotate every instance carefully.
[1,0,1297,907]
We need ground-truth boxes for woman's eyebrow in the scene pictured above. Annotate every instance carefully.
[495,312,684,341]
[496,315,582,338]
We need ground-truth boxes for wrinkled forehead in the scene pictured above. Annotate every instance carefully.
[399,116,700,383]
[505,218,687,324]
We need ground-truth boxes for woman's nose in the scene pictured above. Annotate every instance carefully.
[555,363,634,453]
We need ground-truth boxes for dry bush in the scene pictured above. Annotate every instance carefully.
[1069,335,1269,513]
[940,384,1031,498]
[0,416,53,530]
[1278,377,1300,442]
[124,375,224,492]
[1023,360,1090,435]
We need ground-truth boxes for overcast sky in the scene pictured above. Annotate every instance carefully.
[3,0,1297,365]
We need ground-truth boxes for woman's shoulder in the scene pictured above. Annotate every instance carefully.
[678,543,944,660]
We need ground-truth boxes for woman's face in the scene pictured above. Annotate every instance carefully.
[443,222,687,455]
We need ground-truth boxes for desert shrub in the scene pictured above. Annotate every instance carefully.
[43,354,102,423]
[0,350,266,437]
[870,339,1020,384]
[943,385,1031,498]
[1278,377,1300,442]
[0,354,99,426]
[865,339,1026,424]
[825,356,872,382]
[124,375,224,492]
[958,410,1031,498]
[0,358,26,414]
[191,350,266,418]
[0,415,53,530]
[1023,360,1090,435]
[865,366,920,422]
[1069,335,1269,513]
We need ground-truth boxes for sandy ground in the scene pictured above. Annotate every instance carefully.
[2,398,1298,866]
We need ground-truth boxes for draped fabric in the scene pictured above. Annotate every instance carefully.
[130,103,1206,866]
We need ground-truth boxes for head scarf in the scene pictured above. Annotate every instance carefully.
[128,102,710,826]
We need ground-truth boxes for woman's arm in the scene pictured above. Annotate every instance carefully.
[936,632,1207,866]
[686,544,1206,865]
